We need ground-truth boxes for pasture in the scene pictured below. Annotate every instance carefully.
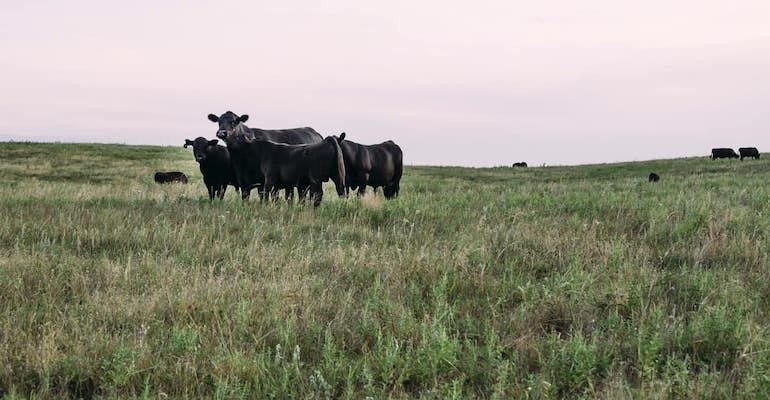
[1,142,769,398]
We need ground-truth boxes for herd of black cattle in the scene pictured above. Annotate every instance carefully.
[711,147,760,160]
[644,146,760,184]
[154,111,403,206]
[154,117,761,204]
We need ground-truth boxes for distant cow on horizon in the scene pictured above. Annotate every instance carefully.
[513,162,528,168]
[154,171,188,184]
[648,173,660,183]
[711,148,739,160]
[739,147,760,160]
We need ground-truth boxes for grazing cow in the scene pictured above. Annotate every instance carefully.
[184,137,239,200]
[335,137,403,198]
[513,162,528,168]
[207,111,323,200]
[250,134,347,207]
[739,147,760,160]
[648,173,660,183]
[711,148,739,160]
[154,171,188,184]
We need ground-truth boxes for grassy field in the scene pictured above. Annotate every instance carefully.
[1,142,769,399]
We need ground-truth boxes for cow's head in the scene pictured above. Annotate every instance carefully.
[207,111,250,143]
[184,137,219,163]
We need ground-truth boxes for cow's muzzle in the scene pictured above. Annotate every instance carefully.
[216,130,227,139]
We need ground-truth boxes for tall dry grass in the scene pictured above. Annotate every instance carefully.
[0,142,769,398]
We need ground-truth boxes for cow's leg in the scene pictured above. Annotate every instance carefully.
[298,185,310,204]
[259,180,274,203]
[297,184,310,203]
[260,185,271,203]
[234,171,247,199]
[384,183,399,199]
[219,185,227,200]
[357,184,366,197]
[389,180,400,198]
[255,184,269,203]
[285,186,294,204]
[333,177,346,197]
[207,185,215,201]
[311,183,324,207]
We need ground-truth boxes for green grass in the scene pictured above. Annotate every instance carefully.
[1,141,769,399]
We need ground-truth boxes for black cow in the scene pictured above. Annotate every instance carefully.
[739,147,760,160]
[513,162,528,168]
[154,171,188,184]
[335,137,403,198]
[207,111,323,200]
[711,148,739,160]
[648,173,660,183]
[248,134,347,207]
[184,137,239,200]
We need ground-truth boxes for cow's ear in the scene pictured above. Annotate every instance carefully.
[338,132,346,142]
[238,114,249,123]
[208,139,219,146]
[208,114,219,123]
[184,139,194,148]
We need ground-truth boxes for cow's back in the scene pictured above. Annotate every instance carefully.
[251,127,323,145]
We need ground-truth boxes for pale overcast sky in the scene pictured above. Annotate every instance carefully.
[1,1,769,166]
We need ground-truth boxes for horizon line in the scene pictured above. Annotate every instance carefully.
[0,138,734,169]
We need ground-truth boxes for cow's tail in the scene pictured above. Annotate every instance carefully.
[384,143,403,199]
[331,134,346,197]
